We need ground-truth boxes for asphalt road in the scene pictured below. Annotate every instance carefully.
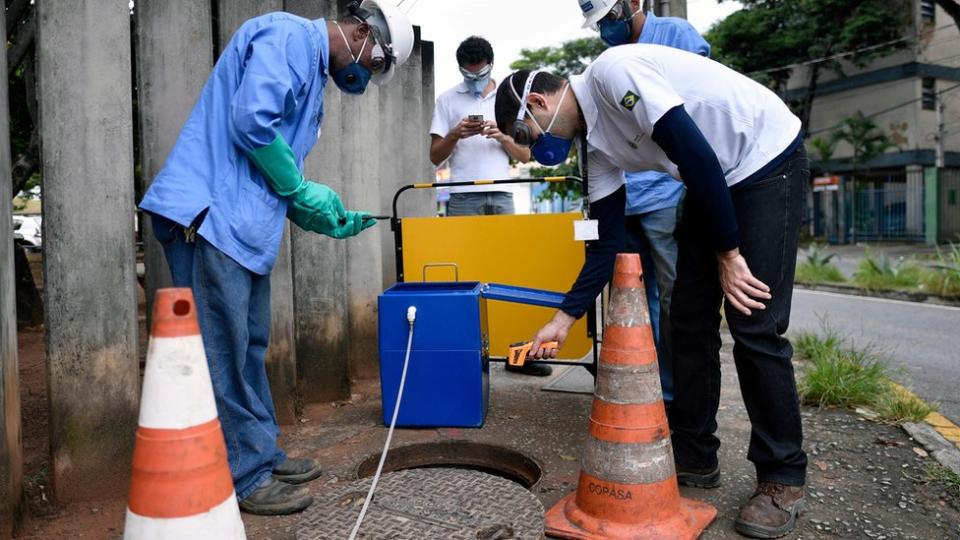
[790,289,960,424]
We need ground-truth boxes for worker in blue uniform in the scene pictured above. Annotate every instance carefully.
[140,0,415,516]
[587,0,712,406]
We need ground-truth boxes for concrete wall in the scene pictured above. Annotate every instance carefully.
[0,5,23,535]
[136,0,213,330]
[37,0,140,502]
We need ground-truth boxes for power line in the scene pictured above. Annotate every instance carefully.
[748,24,955,77]
[807,82,960,138]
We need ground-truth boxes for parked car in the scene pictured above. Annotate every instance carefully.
[12,215,42,251]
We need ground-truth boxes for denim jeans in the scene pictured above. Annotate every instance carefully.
[667,148,809,486]
[151,213,285,500]
[625,205,680,403]
[446,192,515,216]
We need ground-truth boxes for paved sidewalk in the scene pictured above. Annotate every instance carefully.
[17,333,960,539]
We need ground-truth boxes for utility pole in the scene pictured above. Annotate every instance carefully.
[936,93,945,169]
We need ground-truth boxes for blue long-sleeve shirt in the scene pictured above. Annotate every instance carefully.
[140,13,329,275]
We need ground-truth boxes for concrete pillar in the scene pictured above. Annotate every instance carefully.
[216,0,298,423]
[0,5,23,535]
[285,0,352,402]
[925,167,940,245]
[656,0,686,18]
[37,0,139,502]
[135,0,213,331]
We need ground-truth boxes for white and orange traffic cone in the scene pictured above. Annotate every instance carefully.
[123,288,245,539]
[545,254,717,539]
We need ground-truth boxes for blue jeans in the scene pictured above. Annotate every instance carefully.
[446,192,515,216]
[625,205,679,404]
[151,213,285,500]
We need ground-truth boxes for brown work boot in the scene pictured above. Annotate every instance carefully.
[734,482,805,539]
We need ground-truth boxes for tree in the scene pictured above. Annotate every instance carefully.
[509,37,606,79]
[831,111,898,173]
[706,0,910,136]
[934,0,960,30]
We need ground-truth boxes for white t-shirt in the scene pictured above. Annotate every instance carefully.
[569,44,802,202]
[430,82,512,194]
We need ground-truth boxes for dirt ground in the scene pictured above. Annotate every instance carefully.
[11,322,960,539]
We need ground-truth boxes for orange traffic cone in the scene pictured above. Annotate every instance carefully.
[545,254,717,539]
[123,288,245,539]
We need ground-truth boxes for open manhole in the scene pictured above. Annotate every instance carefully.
[354,441,543,490]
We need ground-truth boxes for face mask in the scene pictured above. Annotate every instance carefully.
[599,17,633,46]
[529,84,573,166]
[332,22,373,95]
[464,75,491,96]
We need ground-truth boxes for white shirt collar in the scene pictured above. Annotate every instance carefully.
[569,74,598,145]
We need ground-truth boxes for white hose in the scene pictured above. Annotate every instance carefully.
[349,306,417,540]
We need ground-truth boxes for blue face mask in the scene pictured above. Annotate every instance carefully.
[599,17,633,46]
[465,75,491,96]
[529,84,574,166]
[333,22,373,96]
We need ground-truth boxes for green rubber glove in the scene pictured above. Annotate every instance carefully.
[247,135,376,238]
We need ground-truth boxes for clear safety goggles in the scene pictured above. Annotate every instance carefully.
[600,0,633,24]
[344,15,394,76]
[459,64,493,81]
[509,70,566,147]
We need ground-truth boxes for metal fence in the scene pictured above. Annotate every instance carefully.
[810,168,926,243]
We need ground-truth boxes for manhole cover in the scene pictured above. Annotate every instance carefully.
[297,468,545,540]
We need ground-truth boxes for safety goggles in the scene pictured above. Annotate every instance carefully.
[508,70,543,147]
[347,15,394,76]
[459,64,493,81]
[600,0,633,24]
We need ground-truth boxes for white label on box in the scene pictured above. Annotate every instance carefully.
[574,220,599,241]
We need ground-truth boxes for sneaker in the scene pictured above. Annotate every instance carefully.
[675,463,721,489]
[273,457,323,484]
[239,477,313,516]
[734,482,805,539]
[505,363,553,377]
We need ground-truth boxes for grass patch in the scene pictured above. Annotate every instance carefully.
[796,243,846,284]
[852,251,926,291]
[794,326,937,423]
[921,463,960,499]
[796,262,846,284]
[923,243,960,298]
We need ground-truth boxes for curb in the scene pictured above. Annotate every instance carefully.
[891,384,960,476]
[795,282,960,308]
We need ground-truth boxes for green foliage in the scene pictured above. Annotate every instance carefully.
[921,463,960,499]
[796,330,892,410]
[530,161,582,208]
[706,0,908,90]
[853,251,925,291]
[796,262,846,284]
[923,243,960,298]
[794,325,935,423]
[510,37,606,78]
[831,112,898,168]
[808,137,837,164]
[796,243,845,284]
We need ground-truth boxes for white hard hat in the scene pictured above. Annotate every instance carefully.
[577,0,620,30]
[358,0,415,85]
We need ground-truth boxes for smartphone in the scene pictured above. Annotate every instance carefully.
[468,114,484,123]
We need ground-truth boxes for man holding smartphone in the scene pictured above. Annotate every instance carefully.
[429,36,531,217]
[428,36,546,375]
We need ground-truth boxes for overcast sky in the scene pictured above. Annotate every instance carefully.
[401,0,743,98]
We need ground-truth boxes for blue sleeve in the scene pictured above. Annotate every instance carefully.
[559,187,627,319]
[651,105,739,252]
[229,23,314,152]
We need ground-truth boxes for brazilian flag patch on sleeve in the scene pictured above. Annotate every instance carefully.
[620,91,640,111]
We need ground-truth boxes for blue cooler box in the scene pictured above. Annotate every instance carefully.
[378,282,490,427]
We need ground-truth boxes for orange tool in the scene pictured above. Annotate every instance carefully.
[507,341,559,367]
